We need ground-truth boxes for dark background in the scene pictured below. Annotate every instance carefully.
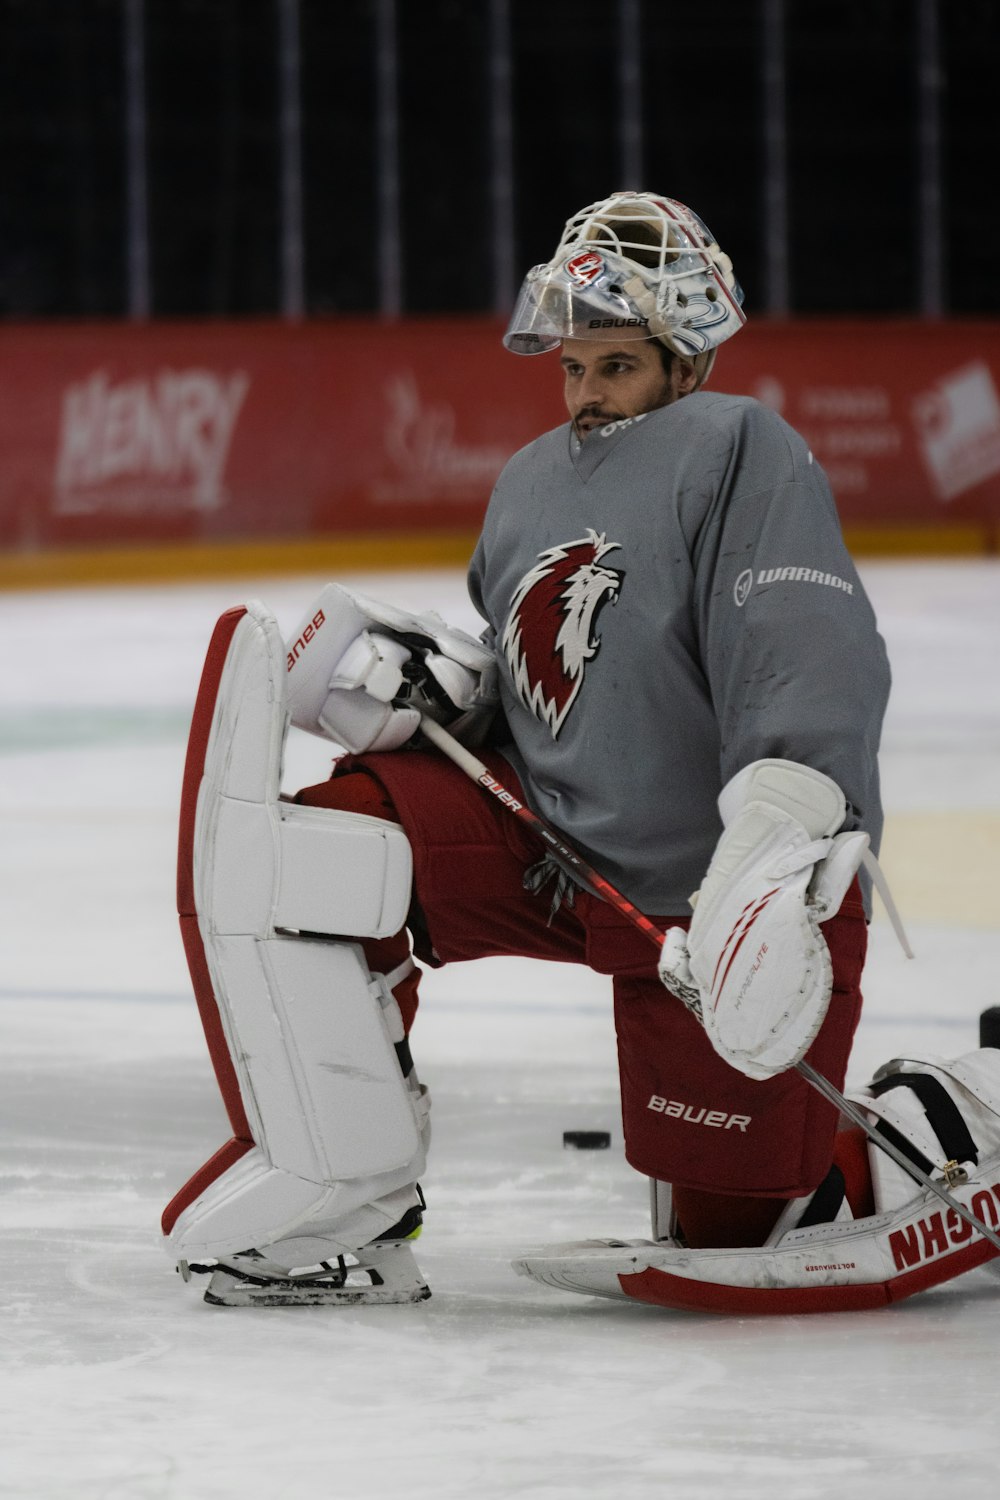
[0,0,996,321]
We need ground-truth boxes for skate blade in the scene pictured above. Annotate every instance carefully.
[205,1274,431,1307]
[204,1267,431,1307]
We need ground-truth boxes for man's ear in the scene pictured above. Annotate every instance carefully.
[675,360,700,397]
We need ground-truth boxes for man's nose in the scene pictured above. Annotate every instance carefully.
[576,370,605,408]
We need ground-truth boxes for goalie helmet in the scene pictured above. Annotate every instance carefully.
[503,191,746,384]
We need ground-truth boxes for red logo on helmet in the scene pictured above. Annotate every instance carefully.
[565,252,605,287]
[501,532,623,738]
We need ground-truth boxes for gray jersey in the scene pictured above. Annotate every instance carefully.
[467,390,891,917]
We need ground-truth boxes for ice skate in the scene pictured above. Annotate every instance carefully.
[514,1050,1000,1314]
[182,1203,431,1307]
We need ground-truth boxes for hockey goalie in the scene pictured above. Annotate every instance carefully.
[162,190,1000,1313]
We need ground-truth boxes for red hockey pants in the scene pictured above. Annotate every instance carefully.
[296,748,867,1200]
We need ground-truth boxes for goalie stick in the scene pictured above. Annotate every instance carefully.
[417,715,1000,1258]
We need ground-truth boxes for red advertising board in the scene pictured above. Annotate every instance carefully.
[1,318,998,556]
[721,321,1000,532]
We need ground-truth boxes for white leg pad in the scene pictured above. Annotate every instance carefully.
[196,604,412,945]
[169,601,427,1263]
[169,1146,426,1262]
[207,936,421,1178]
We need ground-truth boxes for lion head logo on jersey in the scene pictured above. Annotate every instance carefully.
[501,531,624,738]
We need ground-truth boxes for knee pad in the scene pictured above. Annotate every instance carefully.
[166,601,426,1262]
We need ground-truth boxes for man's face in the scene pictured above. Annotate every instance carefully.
[560,338,697,440]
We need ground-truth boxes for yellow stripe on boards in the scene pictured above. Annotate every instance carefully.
[0,531,482,591]
[843,524,994,558]
[0,522,995,592]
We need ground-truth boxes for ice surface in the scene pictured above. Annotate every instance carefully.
[2,562,1000,1499]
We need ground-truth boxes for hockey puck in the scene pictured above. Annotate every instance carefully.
[980,1006,1000,1049]
[563,1130,611,1150]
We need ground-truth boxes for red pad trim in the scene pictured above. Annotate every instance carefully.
[161,1136,254,1236]
[165,606,255,1237]
[618,1236,1000,1315]
[179,915,251,1140]
[710,887,779,1008]
[177,605,246,916]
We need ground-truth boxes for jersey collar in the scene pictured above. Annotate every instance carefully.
[568,411,651,480]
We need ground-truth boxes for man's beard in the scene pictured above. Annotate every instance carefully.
[573,407,625,439]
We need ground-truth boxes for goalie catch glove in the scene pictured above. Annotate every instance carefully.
[285,583,499,754]
[657,759,873,1081]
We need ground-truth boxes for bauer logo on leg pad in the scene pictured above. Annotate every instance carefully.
[287,609,326,671]
[647,1095,751,1131]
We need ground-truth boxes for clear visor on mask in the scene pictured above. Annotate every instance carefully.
[503,252,658,355]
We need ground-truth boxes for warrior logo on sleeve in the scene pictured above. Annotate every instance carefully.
[501,531,623,738]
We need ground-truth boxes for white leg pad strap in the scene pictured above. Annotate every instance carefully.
[169,601,426,1263]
